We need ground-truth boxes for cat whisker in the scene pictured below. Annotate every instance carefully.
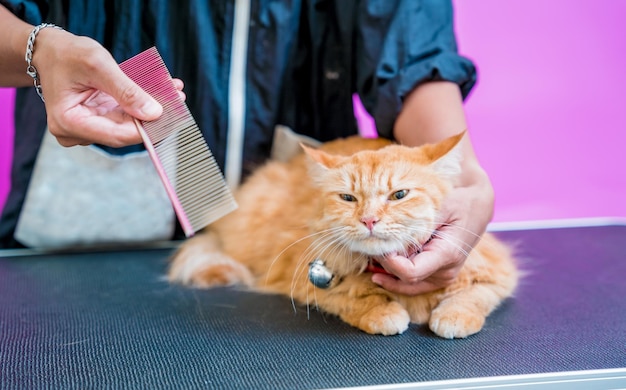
[289,228,348,312]
[418,221,495,259]
[353,252,369,273]
[327,232,371,275]
[430,230,473,254]
[265,226,344,288]
[433,221,509,254]
[422,222,505,262]
[402,226,471,258]
[297,227,359,314]
[431,232,471,258]
[431,220,484,242]
[386,226,427,248]
[300,241,334,319]
[430,230,490,270]
[404,226,478,264]
[310,280,322,320]
[395,235,415,257]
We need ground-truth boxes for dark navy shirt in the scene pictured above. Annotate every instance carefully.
[0,0,477,247]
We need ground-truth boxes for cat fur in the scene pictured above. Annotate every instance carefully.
[168,132,518,337]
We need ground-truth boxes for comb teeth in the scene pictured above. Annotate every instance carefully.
[120,47,237,237]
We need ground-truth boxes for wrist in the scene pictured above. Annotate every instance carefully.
[459,161,492,190]
[25,24,65,101]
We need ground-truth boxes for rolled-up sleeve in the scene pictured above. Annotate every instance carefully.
[355,0,477,139]
[0,0,48,24]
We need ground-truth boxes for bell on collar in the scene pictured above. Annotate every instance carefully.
[308,258,334,289]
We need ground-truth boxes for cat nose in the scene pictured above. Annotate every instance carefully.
[360,216,379,231]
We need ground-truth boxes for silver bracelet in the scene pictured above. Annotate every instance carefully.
[25,23,64,102]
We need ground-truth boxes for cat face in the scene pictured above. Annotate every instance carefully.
[303,133,464,263]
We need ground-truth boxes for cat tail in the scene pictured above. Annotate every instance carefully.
[168,230,255,289]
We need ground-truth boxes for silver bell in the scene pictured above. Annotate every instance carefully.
[308,258,334,289]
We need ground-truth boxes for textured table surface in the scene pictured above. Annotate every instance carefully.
[1,225,625,389]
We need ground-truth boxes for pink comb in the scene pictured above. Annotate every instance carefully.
[119,47,237,237]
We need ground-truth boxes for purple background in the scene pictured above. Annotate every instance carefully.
[1,0,625,222]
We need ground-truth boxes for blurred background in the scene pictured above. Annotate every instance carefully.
[1,0,625,224]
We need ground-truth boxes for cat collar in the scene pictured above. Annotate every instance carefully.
[366,260,394,276]
[308,259,334,289]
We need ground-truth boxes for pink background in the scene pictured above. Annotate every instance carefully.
[0,87,13,213]
[1,0,626,222]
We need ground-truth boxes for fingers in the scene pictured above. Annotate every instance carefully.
[172,78,184,91]
[113,79,162,120]
[88,53,162,121]
[372,237,463,295]
[32,32,162,147]
[172,78,186,101]
[53,102,144,147]
[53,119,143,148]
[74,74,186,146]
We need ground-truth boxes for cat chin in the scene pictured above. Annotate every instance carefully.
[351,242,408,258]
[345,229,432,259]
[354,241,422,260]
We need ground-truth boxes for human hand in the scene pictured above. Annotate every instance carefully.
[32,28,184,147]
[371,166,495,295]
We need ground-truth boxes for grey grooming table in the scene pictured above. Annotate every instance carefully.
[1,224,625,389]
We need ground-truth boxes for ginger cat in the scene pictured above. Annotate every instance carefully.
[169,132,518,337]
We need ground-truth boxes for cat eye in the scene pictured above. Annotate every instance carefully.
[389,189,409,201]
[339,194,357,202]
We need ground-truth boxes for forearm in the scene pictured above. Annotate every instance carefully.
[0,4,36,87]
[393,81,486,187]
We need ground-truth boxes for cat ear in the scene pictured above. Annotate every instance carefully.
[424,131,466,178]
[300,143,341,169]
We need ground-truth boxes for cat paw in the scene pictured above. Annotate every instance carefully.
[168,244,254,288]
[357,302,410,336]
[428,305,485,339]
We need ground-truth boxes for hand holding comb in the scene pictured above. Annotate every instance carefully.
[119,47,237,237]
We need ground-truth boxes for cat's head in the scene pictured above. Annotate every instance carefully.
[302,132,465,273]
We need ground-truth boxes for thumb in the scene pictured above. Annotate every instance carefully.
[95,62,163,121]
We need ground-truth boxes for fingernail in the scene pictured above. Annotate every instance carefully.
[140,100,161,117]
